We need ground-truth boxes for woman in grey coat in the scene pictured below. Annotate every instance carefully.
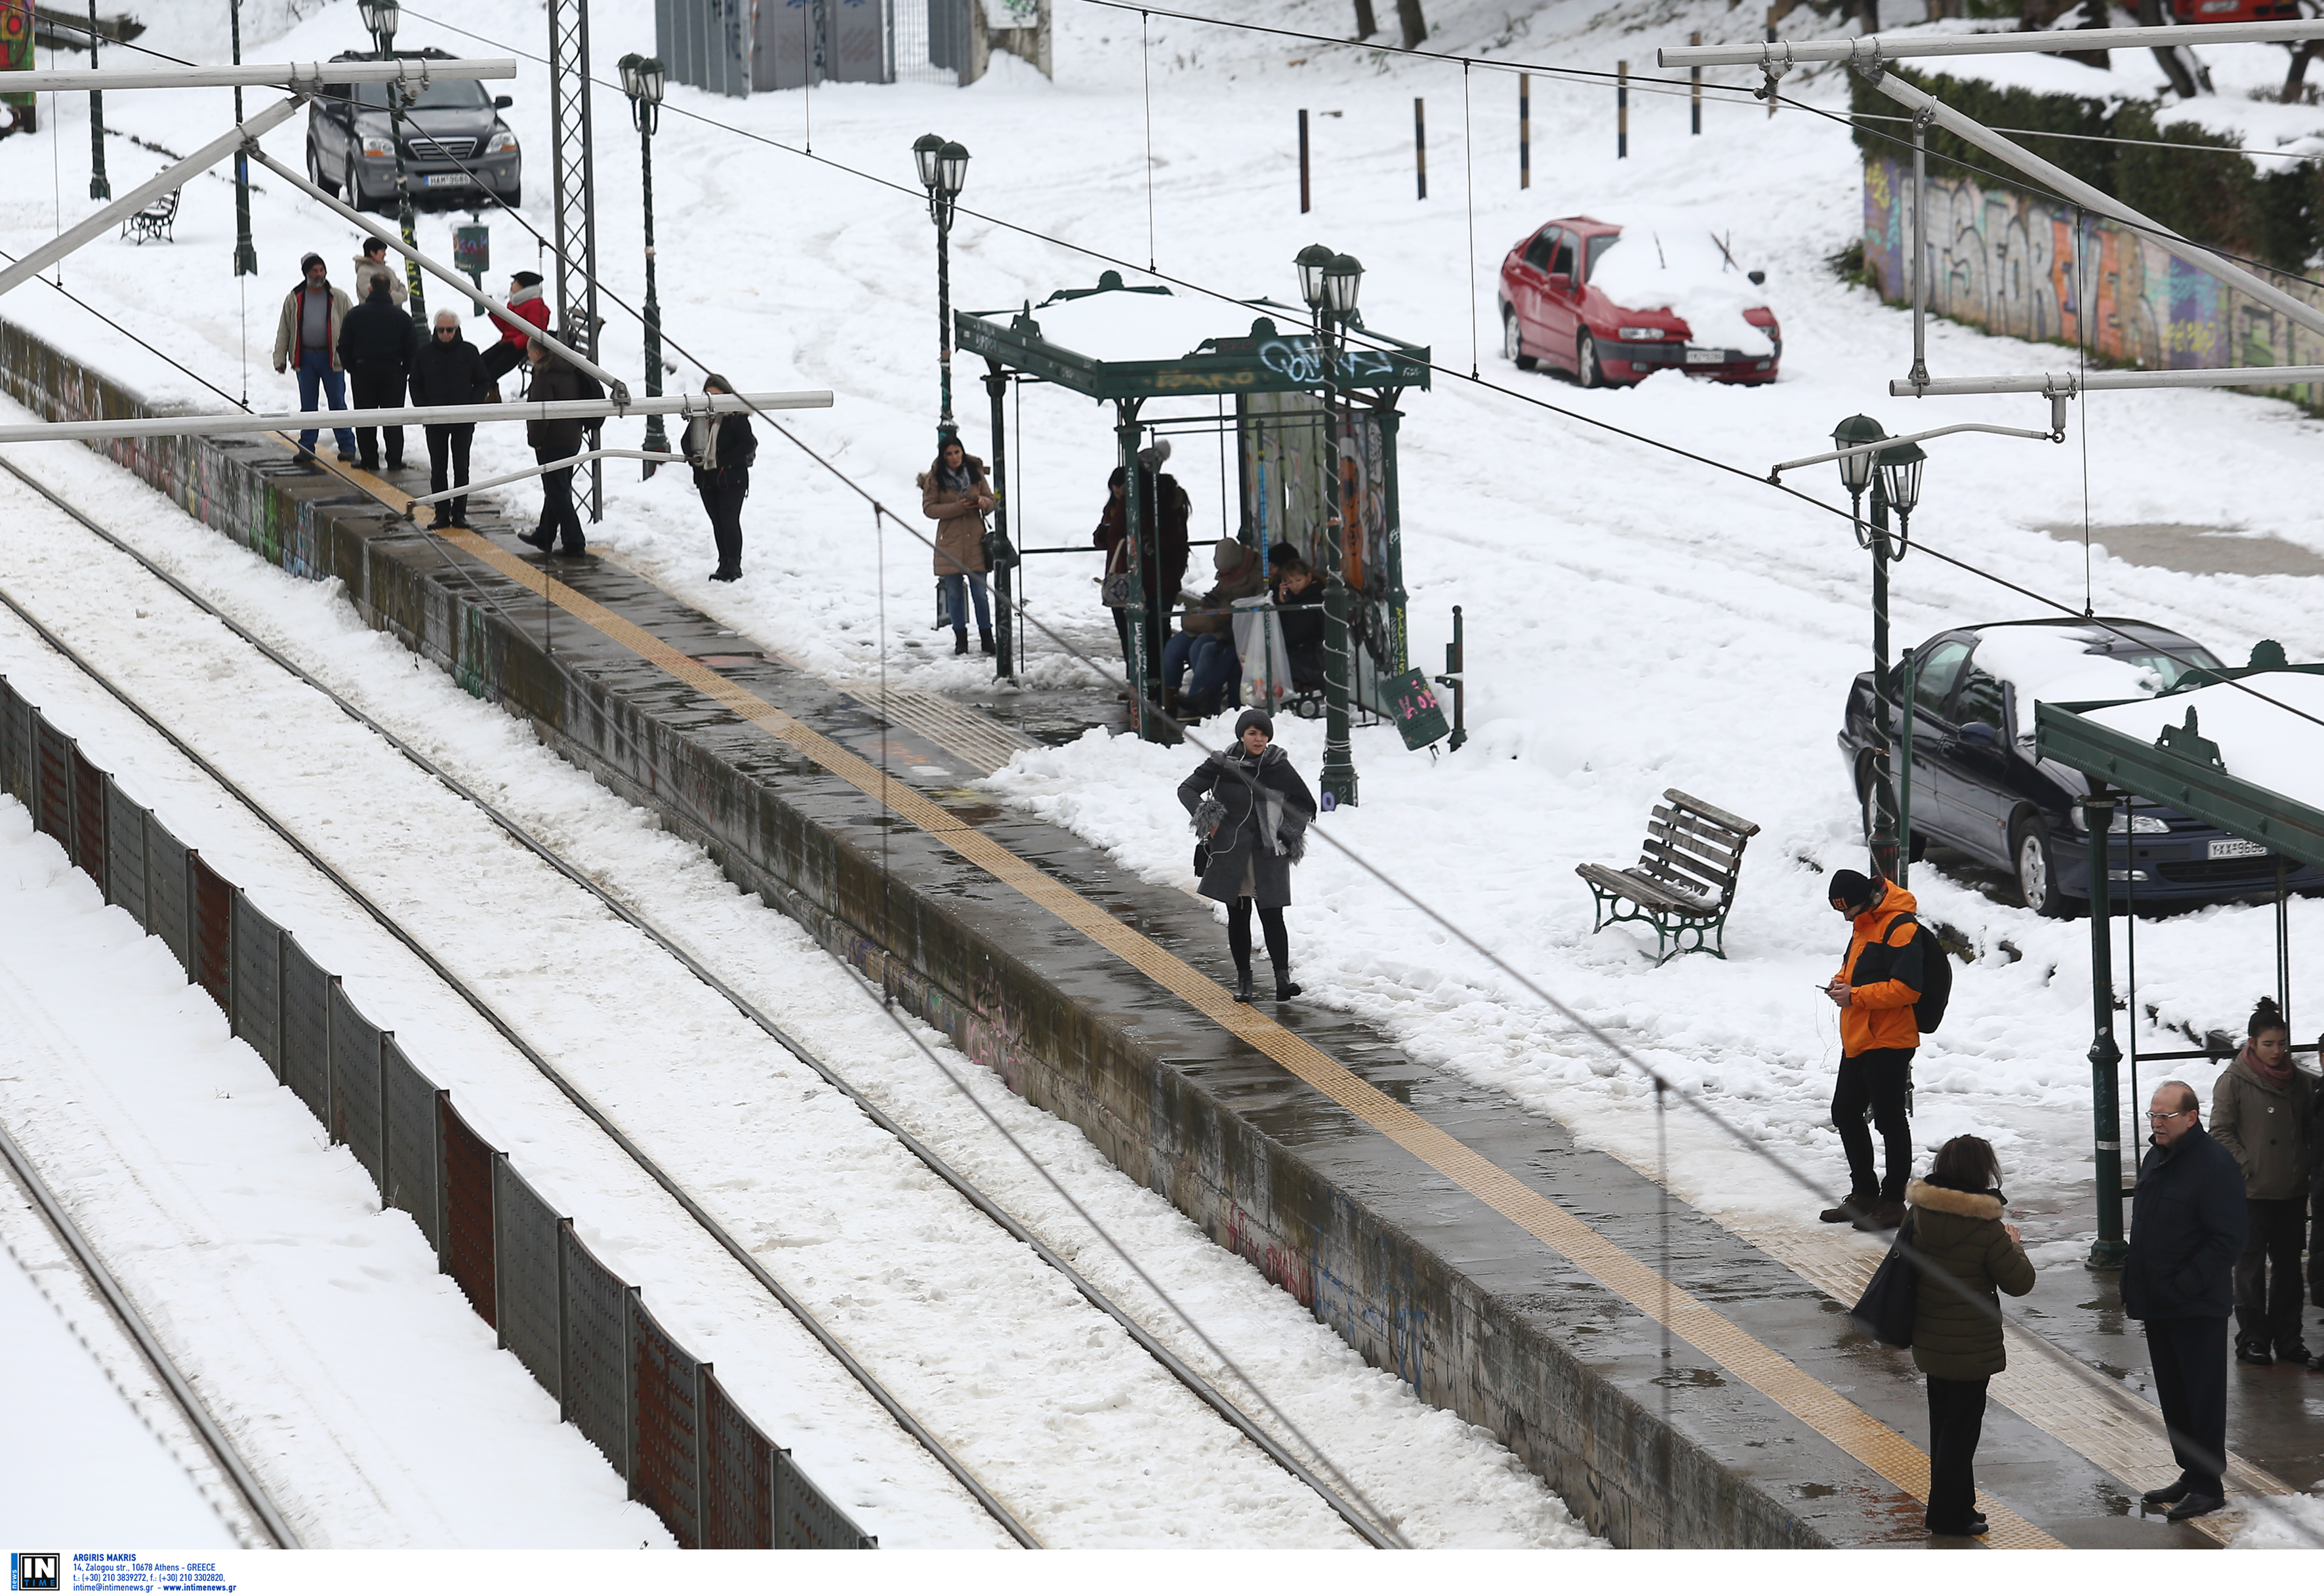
[1177,708,1316,1003]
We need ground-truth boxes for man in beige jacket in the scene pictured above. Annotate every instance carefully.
[270,253,356,462]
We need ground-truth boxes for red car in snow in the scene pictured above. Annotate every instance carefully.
[1497,215,1782,388]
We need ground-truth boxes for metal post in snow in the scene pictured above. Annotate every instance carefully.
[1766,8,1779,117]
[1690,34,1702,136]
[985,364,1016,681]
[230,0,256,276]
[1909,108,1931,390]
[1414,98,1426,199]
[1618,62,1629,158]
[1299,108,1311,213]
[2084,788,2128,1269]
[1898,652,1915,890]
[87,1,110,201]
[1519,73,1530,188]
[638,100,666,470]
[1117,402,1155,741]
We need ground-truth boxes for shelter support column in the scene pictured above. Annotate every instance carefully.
[2084,787,2128,1269]
[984,362,1015,681]
[1116,399,1158,742]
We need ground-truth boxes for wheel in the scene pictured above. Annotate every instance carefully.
[1503,305,1535,371]
[344,155,366,213]
[310,140,338,197]
[1576,330,1602,389]
[2013,813,2069,917]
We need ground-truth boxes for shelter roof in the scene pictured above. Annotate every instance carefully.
[956,272,1432,402]
[2036,665,2324,870]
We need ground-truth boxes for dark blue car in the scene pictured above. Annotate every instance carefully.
[1837,617,2324,915]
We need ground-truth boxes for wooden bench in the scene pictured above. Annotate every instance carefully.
[120,188,179,245]
[1576,788,1761,964]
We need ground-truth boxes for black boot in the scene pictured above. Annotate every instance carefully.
[979,626,996,656]
[1273,966,1301,1002]
[953,627,969,655]
[1232,968,1254,1003]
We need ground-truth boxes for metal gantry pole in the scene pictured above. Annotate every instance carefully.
[1907,108,1931,392]
[2084,788,2128,1268]
[1318,309,1358,807]
[230,0,256,276]
[85,1,108,201]
[548,0,604,519]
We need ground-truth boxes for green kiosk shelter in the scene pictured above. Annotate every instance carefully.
[2036,657,2324,1267]
[956,272,1431,746]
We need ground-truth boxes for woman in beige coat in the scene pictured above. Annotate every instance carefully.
[920,436,994,656]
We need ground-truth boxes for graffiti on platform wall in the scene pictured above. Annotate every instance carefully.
[1861,154,2324,407]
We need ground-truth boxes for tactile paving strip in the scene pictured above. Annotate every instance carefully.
[424,525,2070,1544]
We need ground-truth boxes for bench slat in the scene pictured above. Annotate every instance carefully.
[1646,819,1741,873]
[1578,863,1716,914]
[1663,788,1761,838]
[1650,805,1751,855]
[1639,839,1736,894]
[1625,857,1724,907]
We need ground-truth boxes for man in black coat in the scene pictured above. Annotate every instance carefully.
[515,337,597,556]
[408,309,490,529]
[336,277,417,472]
[2124,1079,2251,1522]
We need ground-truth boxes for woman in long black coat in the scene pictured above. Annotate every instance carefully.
[1178,708,1316,1002]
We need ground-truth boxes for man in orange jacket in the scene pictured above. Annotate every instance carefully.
[1821,869,1928,1231]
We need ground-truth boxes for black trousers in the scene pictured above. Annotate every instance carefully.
[481,340,526,384]
[424,424,474,523]
[1227,897,1288,976]
[2235,1196,2307,1351]
[1924,1374,1988,1534]
[2312,1185,2323,1309]
[1832,1047,1915,1202]
[2145,1315,2229,1498]
[698,469,748,575]
[348,367,405,467]
[534,453,584,550]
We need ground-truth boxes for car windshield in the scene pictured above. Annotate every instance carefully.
[352,78,491,112]
[2108,647,2224,690]
[1584,232,1620,282]
[1965,626,2224,742]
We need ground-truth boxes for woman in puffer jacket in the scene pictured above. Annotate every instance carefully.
[1907,1134,2035,1540]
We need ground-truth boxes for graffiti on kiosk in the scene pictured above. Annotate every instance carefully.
[1256,337,1405,386]
[1862,155,2324,401]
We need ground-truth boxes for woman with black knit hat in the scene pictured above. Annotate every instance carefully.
[1177,709,1316,1002]
[685,375,757,582]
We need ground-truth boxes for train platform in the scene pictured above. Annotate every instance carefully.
[1,323,2315,1550]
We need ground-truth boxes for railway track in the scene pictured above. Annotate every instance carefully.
[0,453,1404,1550]
[0,1117,298,1549]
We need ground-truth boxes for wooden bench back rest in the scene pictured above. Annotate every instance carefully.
[1632,788,1761,909]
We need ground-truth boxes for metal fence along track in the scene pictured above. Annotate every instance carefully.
[0,667,876,1551]
[0,456,1401,1547]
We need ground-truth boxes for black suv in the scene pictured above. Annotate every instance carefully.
[1837,617,2324,915]
[305,49,520,213]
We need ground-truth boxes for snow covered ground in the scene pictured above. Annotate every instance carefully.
[4,0,2324,1541]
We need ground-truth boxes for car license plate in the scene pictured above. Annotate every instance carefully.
[424,174,471,188]
[1684,348,1721,365]
[2209,837,2266,859]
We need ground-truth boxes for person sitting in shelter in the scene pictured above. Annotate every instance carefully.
[479,270,551,393]
[1271,554,1326,693]
[1162,538,1265,721]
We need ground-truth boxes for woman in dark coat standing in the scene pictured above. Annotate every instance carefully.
[1177,709,1316,1002]
[1906,1134,2036,1539]
[686,375,758,583]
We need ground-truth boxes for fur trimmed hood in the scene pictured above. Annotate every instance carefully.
[1907,1179,2005,1220]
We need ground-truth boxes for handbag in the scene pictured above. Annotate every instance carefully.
[1848,1212,1919,1348]
[1190,773,1227,874]
[1101,531,1140,608]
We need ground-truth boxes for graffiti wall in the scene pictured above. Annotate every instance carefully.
[1862,153,2324,409]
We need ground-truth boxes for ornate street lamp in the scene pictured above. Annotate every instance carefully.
[1301,247,1365,809]
[1833,413,1906,885]
[914,133,970,440]
[359,0,424,319]
[619,53,668,473]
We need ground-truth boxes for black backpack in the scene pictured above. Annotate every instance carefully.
[1889,912,1953,1033]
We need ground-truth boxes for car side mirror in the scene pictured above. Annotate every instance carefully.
[495,95,514,109]
[1547,272,1572,293]
[1959,721,1999,747]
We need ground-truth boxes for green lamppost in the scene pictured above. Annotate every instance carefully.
[359,0,424,320]
[1831,413,1924,884]
[913,133,969,441]
[1298,244,1365,809]
[619,52,668,474]
[85,2,109,200]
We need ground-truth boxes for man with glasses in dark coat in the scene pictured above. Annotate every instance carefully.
[2124,1080,2250,1523]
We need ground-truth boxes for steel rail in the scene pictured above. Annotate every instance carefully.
[0,525,1040,1551]
[0,1119,300,1549]
[1,58,518,94]
[0,390,828,447]
[0,458,1400,1550]
[1660,18,2324,67]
